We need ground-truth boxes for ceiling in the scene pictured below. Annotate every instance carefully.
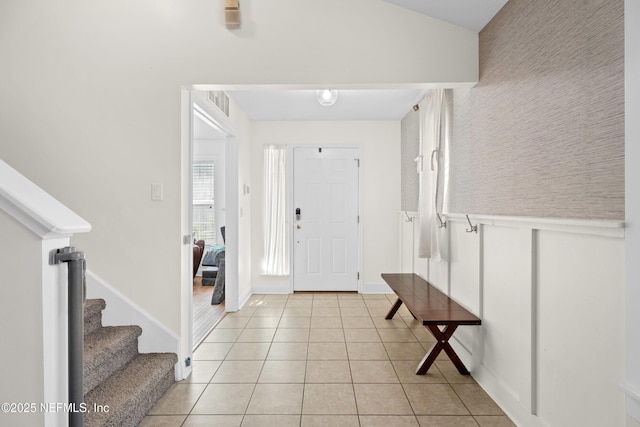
[226,89,428,122]
[383,0,508,32]
[195,1,508,134]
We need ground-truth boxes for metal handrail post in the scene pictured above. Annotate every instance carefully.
[55,247,86,427]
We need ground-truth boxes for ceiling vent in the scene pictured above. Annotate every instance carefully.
[208,91,229,117]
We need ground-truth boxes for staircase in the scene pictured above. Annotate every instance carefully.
[83,299,177,426]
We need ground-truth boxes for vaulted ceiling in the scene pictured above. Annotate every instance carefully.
[198,1,509,132]
[383,0,508,32]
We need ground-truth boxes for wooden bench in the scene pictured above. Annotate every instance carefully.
[382,273,481,375]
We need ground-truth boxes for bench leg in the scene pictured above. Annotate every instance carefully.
[385,298,403,320]
[416,324,471,376]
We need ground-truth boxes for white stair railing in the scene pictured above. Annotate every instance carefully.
[0,158,91,427]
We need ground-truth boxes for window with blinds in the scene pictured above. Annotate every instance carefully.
[193,162,216,243]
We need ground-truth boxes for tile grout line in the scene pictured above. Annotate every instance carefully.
[153,292,512,426]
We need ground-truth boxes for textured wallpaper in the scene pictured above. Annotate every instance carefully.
[447,0,624,220]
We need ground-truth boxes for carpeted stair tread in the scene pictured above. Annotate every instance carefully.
[84,299,106,317]
[84,352,177,427]
[84,326,142,394]
[84,299,106,335]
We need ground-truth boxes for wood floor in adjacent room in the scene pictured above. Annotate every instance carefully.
[193,276,225,348]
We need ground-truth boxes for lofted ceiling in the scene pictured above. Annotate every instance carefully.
[383,0,508,32]
[196,1,508,133]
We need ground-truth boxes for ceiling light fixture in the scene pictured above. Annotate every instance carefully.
[316,89,339,107]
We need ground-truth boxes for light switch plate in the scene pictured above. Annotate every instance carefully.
[151,183,163,201]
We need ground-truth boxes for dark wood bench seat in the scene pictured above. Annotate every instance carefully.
[381,273,481,375]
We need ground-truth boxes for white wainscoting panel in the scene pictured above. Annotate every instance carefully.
[400,213,626,427]
[481,225,533,409]
[535,230,625,427]
[398,212,416,273]
[449,221,481,314]
[423,224,449,292]
[448,221,482,371]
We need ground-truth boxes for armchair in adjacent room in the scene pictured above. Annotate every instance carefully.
[193,239,205,278]
[201,246,225,286]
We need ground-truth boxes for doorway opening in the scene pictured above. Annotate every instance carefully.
[190,94,233,349]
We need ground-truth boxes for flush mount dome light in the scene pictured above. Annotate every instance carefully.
[316,89,339,107]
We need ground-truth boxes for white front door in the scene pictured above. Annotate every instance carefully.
[293,147,360,291]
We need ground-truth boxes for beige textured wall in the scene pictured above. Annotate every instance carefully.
[449,0,624,220]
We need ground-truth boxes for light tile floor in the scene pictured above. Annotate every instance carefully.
[141,293,516,427]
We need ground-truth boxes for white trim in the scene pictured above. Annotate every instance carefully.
[360,282,394,294]
[621,383,640,421]
[238,287,253,311]
[181,89,195,382]
[222,135,239,312]
[287,145,295,294]
[356,146,364,293]
[85,271,184,379]
[42,237,72,427]
[0,160,92,427]
[444,213,624,238]
[252,283,292,294]
[182,90,240,381]
[622,385,640,422]
[192,91,237,137]
[530,229,539,416]
[620,384,640,402]
[0,158,91,239]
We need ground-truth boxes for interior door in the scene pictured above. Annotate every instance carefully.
[293,147,359,291]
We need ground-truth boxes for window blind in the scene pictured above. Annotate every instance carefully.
[192,163,216,243]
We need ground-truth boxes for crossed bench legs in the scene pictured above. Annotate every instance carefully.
[419,324,469,375]
[385,298,471,376]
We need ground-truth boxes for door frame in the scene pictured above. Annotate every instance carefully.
[182,90,240,374]
[288,144,363,294]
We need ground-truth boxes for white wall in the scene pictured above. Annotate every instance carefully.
[0,211,45,427]
[234,105,254,306]
[249,121,401,293]
[0,0,476,352]
[400,214,626,427]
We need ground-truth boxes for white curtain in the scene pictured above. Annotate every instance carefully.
[262,145,289,275]
[416,89,452,261]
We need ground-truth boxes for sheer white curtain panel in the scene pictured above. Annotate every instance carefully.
[262,145,289,275]
[416,89,452,261]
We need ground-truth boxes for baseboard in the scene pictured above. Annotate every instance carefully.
[251,282,292,294]
[448,335,550,427]
[360,282,394,294]
[238,286,253,310]
[250,282,394,295]
[471,362,551,427]
[85,270,180,356]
